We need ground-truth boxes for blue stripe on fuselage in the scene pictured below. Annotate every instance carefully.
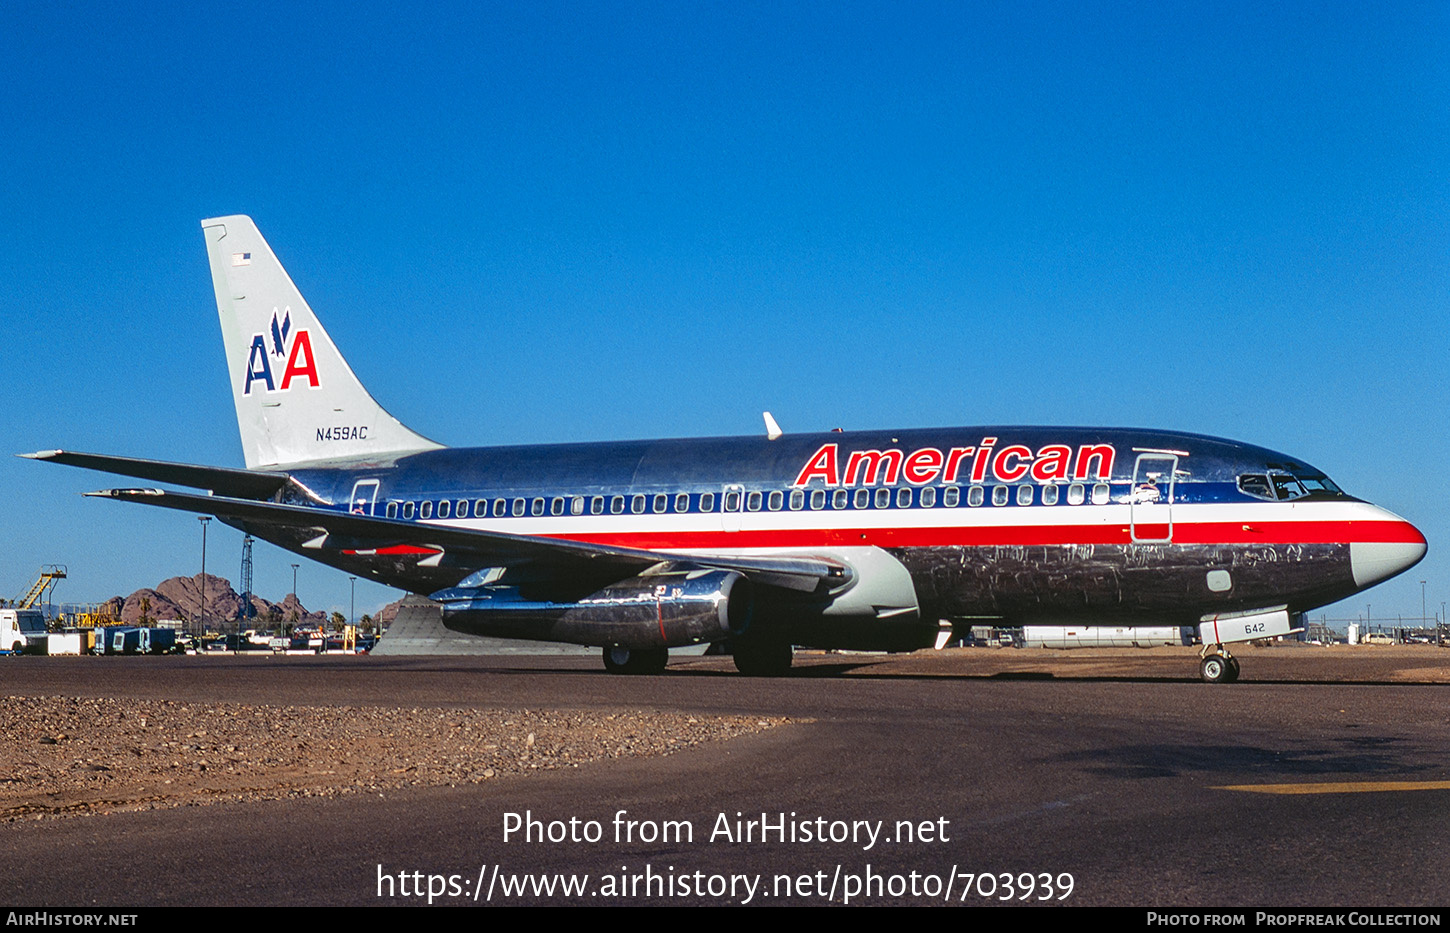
[285,426,1338,513]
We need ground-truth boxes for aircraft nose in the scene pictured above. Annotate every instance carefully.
[1349,513,1427,588]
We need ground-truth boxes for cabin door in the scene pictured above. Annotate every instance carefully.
[1130,453,1177,543]
[349,479,381,516]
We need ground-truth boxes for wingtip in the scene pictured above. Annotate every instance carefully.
[17,450,61,460]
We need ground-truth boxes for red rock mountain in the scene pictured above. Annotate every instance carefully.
[96,574,402,631]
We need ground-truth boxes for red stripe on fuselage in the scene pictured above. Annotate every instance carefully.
[533,520,1423,551]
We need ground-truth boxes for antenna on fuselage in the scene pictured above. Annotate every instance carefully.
[763,412,783,441]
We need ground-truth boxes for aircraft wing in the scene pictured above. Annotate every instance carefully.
[85,488,845,594]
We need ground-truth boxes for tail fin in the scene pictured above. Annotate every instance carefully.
[201,215,442,469]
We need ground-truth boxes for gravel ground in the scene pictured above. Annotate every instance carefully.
[0,696,788,821]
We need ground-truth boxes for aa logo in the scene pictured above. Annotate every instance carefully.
[243,308,319,395]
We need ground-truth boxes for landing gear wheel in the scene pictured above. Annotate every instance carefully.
[1200,654,1234,684]
[601,646,669,675]
[731,638,793,677]
[1225,657,1241,683]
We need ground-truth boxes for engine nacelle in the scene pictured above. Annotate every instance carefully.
[435,568,753,649]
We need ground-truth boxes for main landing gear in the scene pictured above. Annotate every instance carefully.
[730,637,794,677]
[1199,645,1241,684]
[601,646,669,675]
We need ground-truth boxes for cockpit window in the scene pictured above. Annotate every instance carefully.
[1270,473,1306,500]
[1296,474,1342,496]
[1239,470,1345,501]
[1238,474,1274,500]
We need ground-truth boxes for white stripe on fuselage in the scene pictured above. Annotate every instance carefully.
[406,499,1392,539]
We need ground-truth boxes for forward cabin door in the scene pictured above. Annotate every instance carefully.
[1130,453,1177,543]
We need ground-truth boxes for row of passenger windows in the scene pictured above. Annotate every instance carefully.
[381,482,1115,520]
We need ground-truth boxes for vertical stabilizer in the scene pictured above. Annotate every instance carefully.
[201,215,443,469]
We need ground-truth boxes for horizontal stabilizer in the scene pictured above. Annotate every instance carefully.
[22,450,288,500]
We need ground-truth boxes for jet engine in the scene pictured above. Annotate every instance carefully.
[434,567,753,649]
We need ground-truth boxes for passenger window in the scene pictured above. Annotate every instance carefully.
[403,501,415,519]
[675,493,689,512]
[967,486,984,507]
[610,496,625,514]
[1042,484,1059,506]
[700,493,716,512]
[385,501,398,519]
[420,501,434,519]
[920,487,937,508]
[437,500,451,519]
[475,499,487,517]
[875,488,891,508]
[1091,483,1110,505]
[943,487,960,507]
[747,491,762,511]
[992,485,1009,507]
[653,494,667,513]
[854,489,871,509]
[590,496,604,515]
[572,496,584,515]
[789,489,804,510]
[513,498,526,516]
[532,498,544,516]
[493,498,506,517]
[810,489,826,510]
[896,488,912,508]
[457,500,469,518]
[724,491,740,512]
[1016,484,1033,506]
[551,497,564,515]
[631,495,645,514]
[1067,484,1085,505]
[833,489,849,509]
[768,490,783,511]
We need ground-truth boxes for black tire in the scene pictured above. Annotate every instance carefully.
[601,646,668,675]
[732,638,793,677]
[1200,654,1232,684]
[1225,657,1241,683]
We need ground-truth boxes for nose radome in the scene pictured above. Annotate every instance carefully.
[1350,539,1428,588]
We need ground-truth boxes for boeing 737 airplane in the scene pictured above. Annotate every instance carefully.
[26,216,1427,681]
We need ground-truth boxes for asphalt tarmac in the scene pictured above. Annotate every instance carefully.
[6,646,1450,907]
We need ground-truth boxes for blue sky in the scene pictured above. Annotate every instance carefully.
[2,1,1446,627]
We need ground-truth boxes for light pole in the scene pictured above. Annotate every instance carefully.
[349,576,356,627]
[198,516,211,637]
[290,563,300,636]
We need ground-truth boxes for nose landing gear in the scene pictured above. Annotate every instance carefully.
[1199,645,1240,684]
